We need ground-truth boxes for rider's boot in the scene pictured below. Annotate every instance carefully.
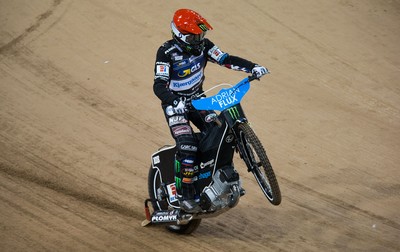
[178,183,201,213]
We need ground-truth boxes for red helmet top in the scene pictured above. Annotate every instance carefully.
[172,9,213,35]
[171,9,212,55]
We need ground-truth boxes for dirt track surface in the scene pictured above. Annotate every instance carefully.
[1,0,399,251]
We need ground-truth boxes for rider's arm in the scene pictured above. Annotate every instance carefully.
[205,39,256,73]
[153,44,179,105]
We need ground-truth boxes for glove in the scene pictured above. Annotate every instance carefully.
[173,100,186,114]
[251,65,269,78]
[166,97,186,116]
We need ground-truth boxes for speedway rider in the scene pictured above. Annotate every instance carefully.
[153,9,269,213]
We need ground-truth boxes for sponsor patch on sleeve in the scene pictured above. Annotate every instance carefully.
[208,45,226,64]
[156,62,170,78]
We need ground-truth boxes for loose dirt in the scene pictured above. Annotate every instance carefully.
[1,1,399,251]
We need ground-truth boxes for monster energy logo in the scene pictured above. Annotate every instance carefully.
[175,160,181,173]
[175,160,181,190]
[198,23,208,31]
[175,177,181,190]
[227,106,240,120]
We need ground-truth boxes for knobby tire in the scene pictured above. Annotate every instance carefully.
[238,123,281,205]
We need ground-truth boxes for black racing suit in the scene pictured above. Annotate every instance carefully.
[153,38,257,200]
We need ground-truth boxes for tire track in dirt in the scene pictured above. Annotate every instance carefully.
[0,0,63,55]
[281,177,400,231]
[245,0,400,234]
[246,0,400,121]
[0,121,139,202]
[0,194,102,251]
[0,162,142,220]
[0,196,103,250]
[3,46,163,147]
[246,1,378,77]
[281,177,400,250]
[1,173,158,252]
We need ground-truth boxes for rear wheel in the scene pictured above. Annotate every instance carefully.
[237,123,281,205]
[147,165,202,234]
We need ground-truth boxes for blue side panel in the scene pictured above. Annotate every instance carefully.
[192,78,251,111]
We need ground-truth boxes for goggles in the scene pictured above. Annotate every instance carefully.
[171,22,206,45]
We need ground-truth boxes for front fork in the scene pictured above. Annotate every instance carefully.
[233,122,254,173]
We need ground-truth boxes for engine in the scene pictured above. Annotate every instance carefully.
[199,166,241,212]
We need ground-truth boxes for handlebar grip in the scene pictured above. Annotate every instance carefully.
[248,75,259,82]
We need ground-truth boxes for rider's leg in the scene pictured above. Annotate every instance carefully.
[174,136,201,212]
[162,105,201,212]
[188,109,216,132]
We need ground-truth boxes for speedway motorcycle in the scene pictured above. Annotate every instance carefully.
[143,75,281,234]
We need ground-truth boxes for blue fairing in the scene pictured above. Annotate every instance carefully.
[192,78,251,111]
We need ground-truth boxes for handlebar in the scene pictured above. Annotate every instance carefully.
[166,74,263,115]
[192,74,260,100]
[247,74,260,82]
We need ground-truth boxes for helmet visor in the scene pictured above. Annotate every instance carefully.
[185,32,206,45]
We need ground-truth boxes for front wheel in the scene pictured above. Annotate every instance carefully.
[237,123,281,205]
[147,165,202,234]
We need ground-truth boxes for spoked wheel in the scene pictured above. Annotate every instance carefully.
[237,123,281,205]
[147,165,201,234]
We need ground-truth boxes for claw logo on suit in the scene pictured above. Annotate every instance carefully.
[178,63,201,77]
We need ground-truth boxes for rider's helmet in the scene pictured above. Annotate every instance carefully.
[171,9,213,56]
